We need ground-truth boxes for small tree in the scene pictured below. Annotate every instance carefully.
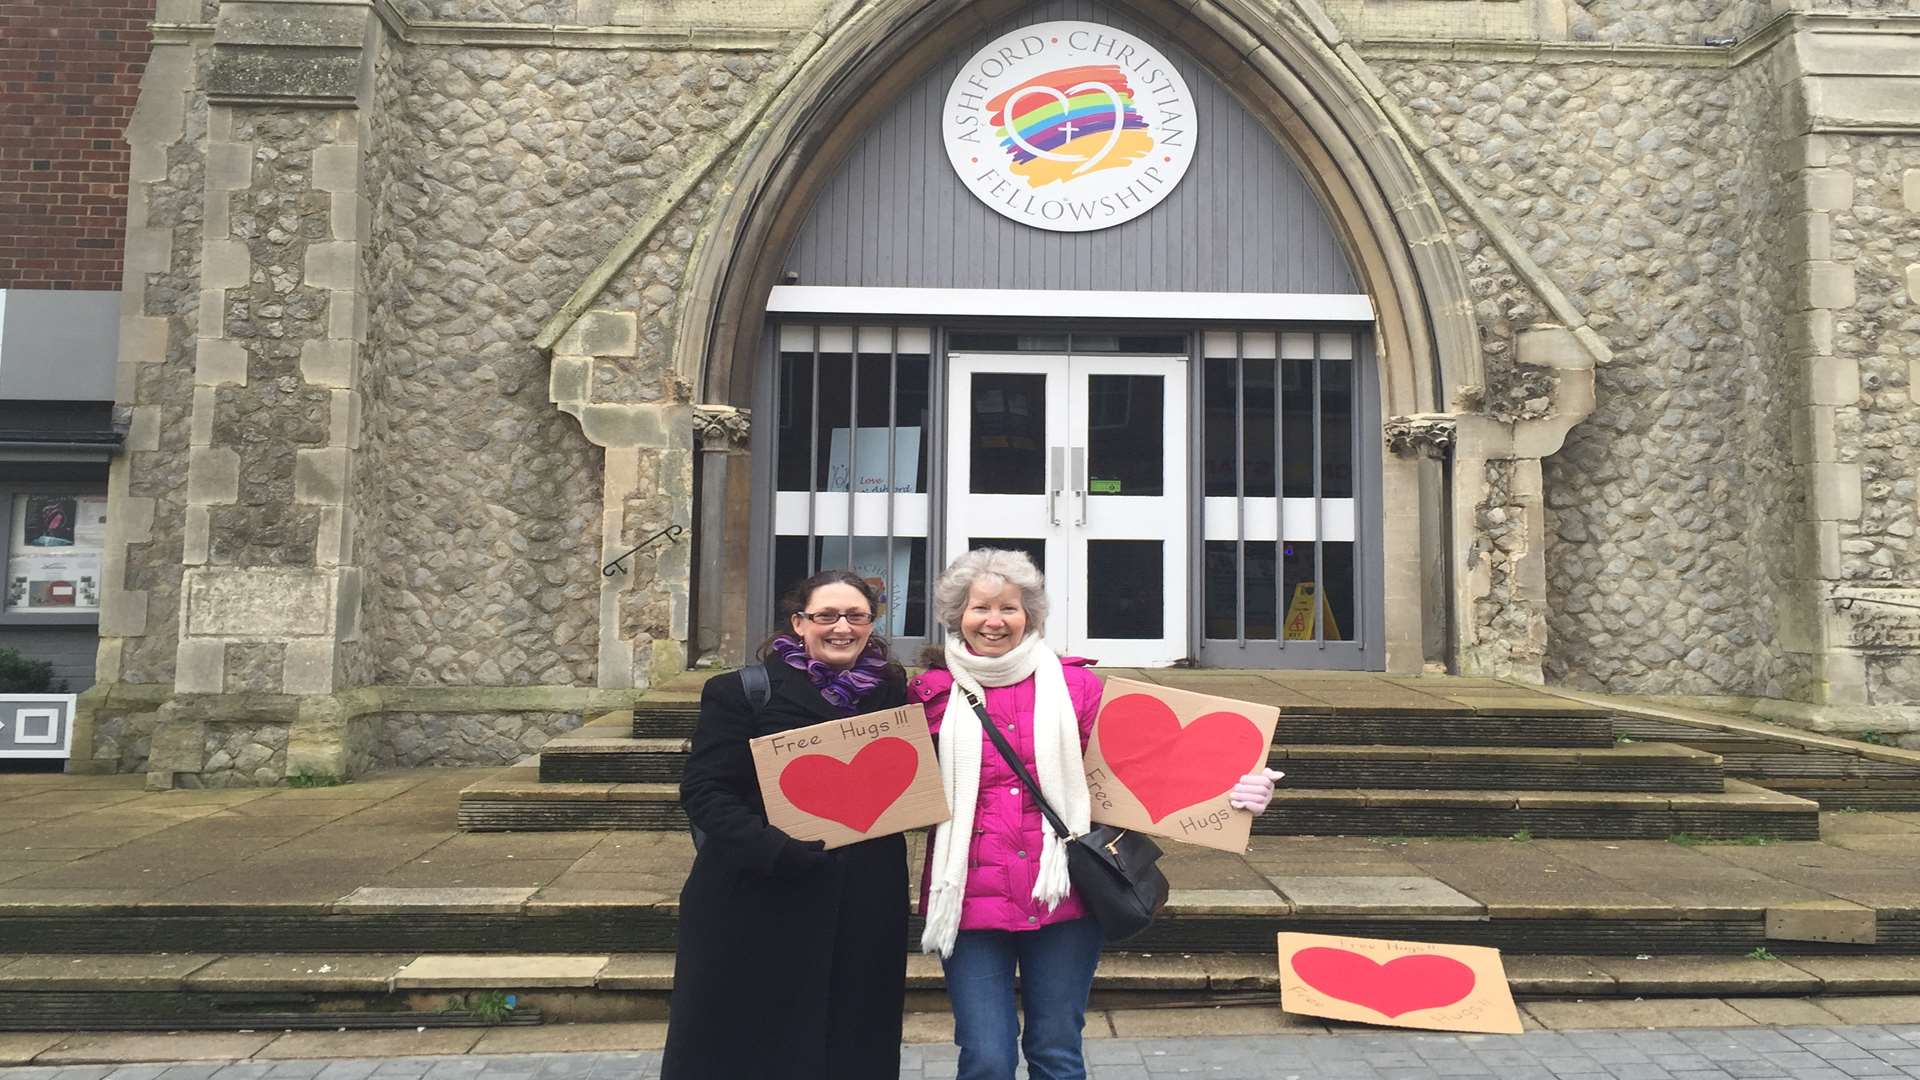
[0,648,59,692]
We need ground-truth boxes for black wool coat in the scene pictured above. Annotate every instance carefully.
[661,658,910,1080]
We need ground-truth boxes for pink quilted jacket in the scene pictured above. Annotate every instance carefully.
[906,660,1104,933]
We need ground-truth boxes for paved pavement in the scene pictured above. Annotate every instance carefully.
[7,1026,1920,1080]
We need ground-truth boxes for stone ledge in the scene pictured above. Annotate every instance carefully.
[393,954,609,989]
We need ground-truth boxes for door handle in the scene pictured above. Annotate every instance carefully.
[1048,446,1066,526]
[1070,446,1087,527]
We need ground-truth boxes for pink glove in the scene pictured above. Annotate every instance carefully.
[1228,768,1285,813]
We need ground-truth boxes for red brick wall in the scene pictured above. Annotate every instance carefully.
[0,1,155,290]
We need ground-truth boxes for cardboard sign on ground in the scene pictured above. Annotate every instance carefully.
[1082,677,1281,853]
[1276,932,1523,1035]
[749,703,950,849]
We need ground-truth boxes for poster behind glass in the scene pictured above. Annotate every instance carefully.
[8,495,107,612]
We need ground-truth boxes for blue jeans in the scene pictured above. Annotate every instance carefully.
[942,916,1105,1080]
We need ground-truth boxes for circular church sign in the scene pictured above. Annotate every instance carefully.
[943,22,1196,233]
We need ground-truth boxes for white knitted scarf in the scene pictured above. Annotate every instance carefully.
[920,632,1090,957]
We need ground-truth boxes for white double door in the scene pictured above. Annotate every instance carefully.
[945,352,1188,667]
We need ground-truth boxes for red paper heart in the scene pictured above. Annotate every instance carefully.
[777,736,919,833]
[1098,694,1266,822]
[1290,947,1477,1018]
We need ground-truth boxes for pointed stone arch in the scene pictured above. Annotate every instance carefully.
[656,0,1488,669]
[673,0,1483,417]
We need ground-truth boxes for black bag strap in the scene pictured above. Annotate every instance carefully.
[958,686,1074,843]
[740,662,771,714]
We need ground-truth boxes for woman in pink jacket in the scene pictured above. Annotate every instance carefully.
[908,549,1281,1080]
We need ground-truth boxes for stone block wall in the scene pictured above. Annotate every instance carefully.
[77,0,1920,780]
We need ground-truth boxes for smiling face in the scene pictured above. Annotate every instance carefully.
[789,581,876,669]
[960,578,1028,658]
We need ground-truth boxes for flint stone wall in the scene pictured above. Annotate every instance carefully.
[1377,57,1800,697]
[359,45,769,688]
[373,710,583,767]
[191,720,291,787]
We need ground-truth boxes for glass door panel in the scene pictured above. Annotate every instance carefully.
[947,352,1188,665]
[1196,330,1371,667]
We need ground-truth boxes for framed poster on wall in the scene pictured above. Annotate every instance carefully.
[6,493,106,613]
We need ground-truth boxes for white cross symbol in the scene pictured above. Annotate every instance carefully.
[1061,120,1078,141]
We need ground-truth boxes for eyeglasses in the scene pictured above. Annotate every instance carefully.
[797,610,875,626]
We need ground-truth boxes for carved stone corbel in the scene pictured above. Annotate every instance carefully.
[1385,414,1457,460]
[692,404,751,449]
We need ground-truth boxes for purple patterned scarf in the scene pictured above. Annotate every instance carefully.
[770,635,890,711]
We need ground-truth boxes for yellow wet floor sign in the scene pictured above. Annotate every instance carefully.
[1282,583,1341,640]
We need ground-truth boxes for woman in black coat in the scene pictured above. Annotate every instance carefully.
[662,570,911,1080]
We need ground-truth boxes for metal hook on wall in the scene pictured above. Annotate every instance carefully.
[603,524,685,577]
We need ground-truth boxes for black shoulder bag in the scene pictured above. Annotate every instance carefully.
[961,687,1169,942]
[689,663,773,852]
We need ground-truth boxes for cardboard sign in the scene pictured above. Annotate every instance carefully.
[1082,678,1281,853]
[1276,932,1523,1035]
[749,703,950,849]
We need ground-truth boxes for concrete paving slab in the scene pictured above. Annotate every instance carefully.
[411,833,611,863]
[1812,994,1920,1024]
[1109,1005,1326,1036]
[361,863,575,890]
[594,954,674,991]
[1088,952,1210,989]
[334,887,537,914]
[1766,900,1877,944]
[1161,889,1289,915]
[1590,955,1820,995]
[1267,875,1484,915]
[466,1023,668,1055]
[1501,956,1617,996]
[0,862,52,885]
[0,1033,62,1066]
[1823,811,1920,836]
[1695,843,1920,912]
[34,1033,277,1065]
[183,954,414,992]
[1523,997,1757,1030]
[1723,997,1849,1025]
[0,954,216,990]
[253,1030,482,1061]
[0,888,161,910]
[901,1011,957,1045]
[1785,955,1920,992]
[1200,954,1277,990]
[1399,841,1675,917]
[393,955,610,989]
[1153,847,1277,890]
[222,801,382,820]
[1536,839,1836,914]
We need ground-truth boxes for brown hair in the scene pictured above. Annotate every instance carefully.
[756,569,894,662]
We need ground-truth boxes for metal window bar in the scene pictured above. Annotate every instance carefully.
[1234,333,1246,647]
[1273,332,1285,651]
[849,327,861,580]
[886,326,898,636]
[806,327,820,578]
[1313,336,1325,649]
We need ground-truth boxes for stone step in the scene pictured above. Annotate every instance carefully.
[1273,711,1616,747]
[460,773,1815,840]
[2,888,1912,961]
[538,738,1724,793]
[629,699,1618,747]
[5,951,1920,1016]
[538,738,687,783]
[1612,718,1920,810]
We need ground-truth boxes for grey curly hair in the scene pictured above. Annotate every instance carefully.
[932,548,1049,637]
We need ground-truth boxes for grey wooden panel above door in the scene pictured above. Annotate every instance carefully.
[783,0,1362,296]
